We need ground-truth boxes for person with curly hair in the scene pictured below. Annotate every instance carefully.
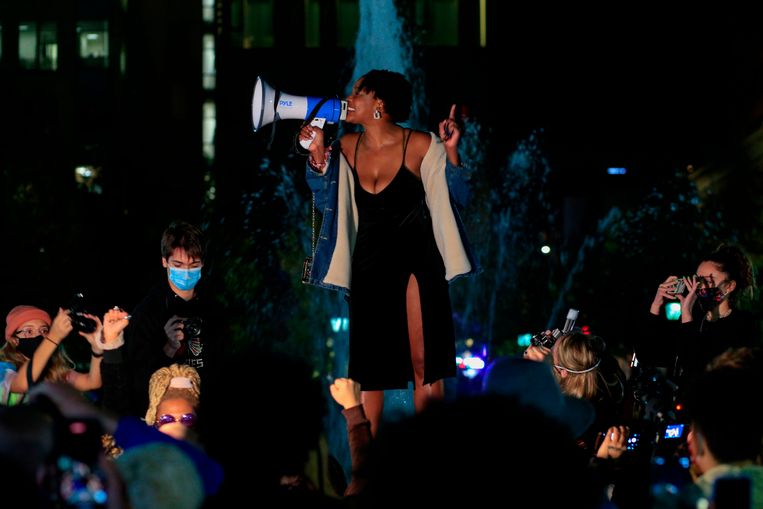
[145,363,200,441]
[300,69,478,435]
[641,243,760,385]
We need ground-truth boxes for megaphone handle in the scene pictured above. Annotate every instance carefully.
[299,118,327,150]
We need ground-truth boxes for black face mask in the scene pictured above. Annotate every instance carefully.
[696,287,725,313]
[16,335,44,358]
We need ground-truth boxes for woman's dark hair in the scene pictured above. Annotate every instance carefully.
[161,221,206,261]
[358,69,412,122]
[703,243,756,304]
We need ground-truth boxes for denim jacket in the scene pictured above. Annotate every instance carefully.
[304,131,480,295]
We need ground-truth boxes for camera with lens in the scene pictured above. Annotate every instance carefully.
[530,308,579,348]
[668,277,687,295]
[69,293,98,334]
[181,317,202,340]
[28,395,108,507]
[631,366,681,424]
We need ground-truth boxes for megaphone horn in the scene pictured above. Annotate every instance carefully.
[251,77,347,134]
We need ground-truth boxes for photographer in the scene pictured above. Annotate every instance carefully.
[103,221,226,417]
[639,244,759,388]
[660,368,763,508]
[1,305,128,404]
[524,332,628,453]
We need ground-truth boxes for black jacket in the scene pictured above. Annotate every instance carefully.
[102,279,226,417]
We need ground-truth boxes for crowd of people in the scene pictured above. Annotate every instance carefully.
[1,69,761,509]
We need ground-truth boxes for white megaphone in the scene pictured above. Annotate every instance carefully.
[252,76,347,149]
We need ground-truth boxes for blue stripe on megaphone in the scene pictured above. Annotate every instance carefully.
[306,97,344,123]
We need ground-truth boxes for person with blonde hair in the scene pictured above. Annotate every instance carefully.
[145,363,200,440]
[525,332,628,452]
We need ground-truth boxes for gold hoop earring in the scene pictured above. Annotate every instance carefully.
[373,109,382,120]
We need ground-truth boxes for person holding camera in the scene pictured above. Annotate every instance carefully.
[103,221,225,418]
[524,333,628,452]
[1,305,128,404]
[649,368,763,509]
[640,243,759,386]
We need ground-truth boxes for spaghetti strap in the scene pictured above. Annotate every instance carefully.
[401,129,413,166]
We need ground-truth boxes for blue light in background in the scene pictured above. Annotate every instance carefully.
[330,317,349,332]
[607,167,627,175]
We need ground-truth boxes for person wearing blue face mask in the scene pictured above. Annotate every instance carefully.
[103,221,226,417]
[640,244,759,387]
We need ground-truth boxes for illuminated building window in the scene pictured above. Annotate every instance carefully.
[203,101,216,161]
[479,0,486,47]
[18,22,57,70]
[202,0,215,23]
[19,22,38,69]
[202,34,216,90]
[336,0,359,48]
[77,20,109,68]
[415,0,459,46]
[39,22,58,70]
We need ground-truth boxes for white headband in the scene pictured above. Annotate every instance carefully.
[554,358,601,374]
[169,376,193,389]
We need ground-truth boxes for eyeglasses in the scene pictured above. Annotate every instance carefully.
[154,413,197,428]
[14,326,50,339]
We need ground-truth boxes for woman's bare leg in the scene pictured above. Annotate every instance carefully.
[361,390,384,437]
[407,275,445,414]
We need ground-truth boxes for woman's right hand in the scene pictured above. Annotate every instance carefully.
[650,276,680,315]
[330,377,362,410]
[48,308,73,343]
[299,125,325,154]
[102,308,130,350]
[523,344,551,362]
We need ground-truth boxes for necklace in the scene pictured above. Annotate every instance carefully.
[705,308,732,322]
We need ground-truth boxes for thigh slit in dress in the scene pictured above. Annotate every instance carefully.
[348,129,456,390]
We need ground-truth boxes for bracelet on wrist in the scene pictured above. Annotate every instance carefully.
[308,145,332,171]
[308,156,326,171]
[44,336,60,346]
[91,351,104,358]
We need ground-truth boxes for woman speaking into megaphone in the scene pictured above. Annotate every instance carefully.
[299,69,479,436]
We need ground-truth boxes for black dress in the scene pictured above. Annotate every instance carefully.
[348,129,456,390]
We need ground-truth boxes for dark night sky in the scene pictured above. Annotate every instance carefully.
[378,7,754,188]
[477,8,763,173]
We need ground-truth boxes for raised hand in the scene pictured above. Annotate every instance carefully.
[101,307,130,350]
[330,377,362,410]
[438,104,461,150]
[650,276,681,315]
[680,275,699,321]
[78,313,104,352]
[523,344,551,362]
[48,308,74,343]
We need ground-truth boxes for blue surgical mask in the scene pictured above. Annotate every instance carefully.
[168,266,202,291]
